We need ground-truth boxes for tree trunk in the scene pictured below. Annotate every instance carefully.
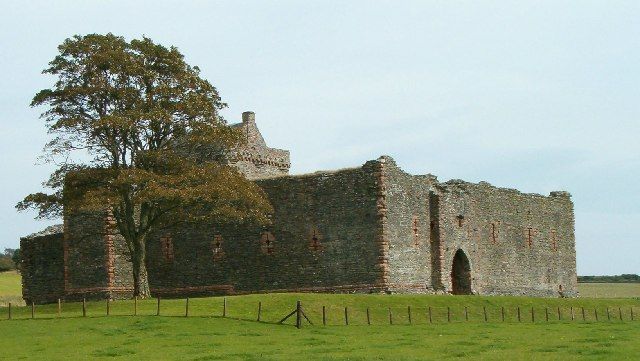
[132,241,151,298]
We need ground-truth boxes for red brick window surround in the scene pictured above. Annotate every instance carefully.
[260,231,275,255]
[160,235,174,262]
[212,235,224,260]
[309,227,323,252]
[491,222,498,244]
[550,230,558,251]
[412,216,420,246]
[526,228,534,248]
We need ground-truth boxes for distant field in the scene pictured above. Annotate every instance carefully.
[578,283,640,299]
[0,271,22,307]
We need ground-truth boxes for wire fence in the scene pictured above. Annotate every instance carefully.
[0,297,637,328]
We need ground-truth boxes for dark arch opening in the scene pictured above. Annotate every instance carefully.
[451,249,472,295]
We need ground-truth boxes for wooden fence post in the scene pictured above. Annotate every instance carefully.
[501,306,505,322]
[388,307,393,325]
[517,307,521,322]
[322,306,326,326]
[631,307,634,321]
[582,307,585,321]
[257,302,262,322]
[545,307,549,322]
[7,303,11,320]
[428,306,432,324]
[31,302,35,319]
[58,298,61,317]
[594,308,598,321]
[344,307,349,326]
[223,297,227,317]
[107,298,110,316]
[607,307,610,321]
[447,307,451,323]
[366,307,371,325]
[408,306,412,324]
[295,301,301,329]
[82,298,86,317]
[185,298,189,317]
[464,307,468,321]
[619,307,622,321]
[134,296,138,316]
[156,297,160,316]
[483,306,487,322]
[571,307,575,321]
[557,307,561,321]
[531,307,535,322]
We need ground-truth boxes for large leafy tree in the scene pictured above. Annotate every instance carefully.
[17,33,272,298]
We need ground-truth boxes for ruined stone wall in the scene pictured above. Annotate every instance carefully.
[62,210,130,300]
[378,157,576,298]
[20,227,65,304]
[21,153,577,302]
[380,157,438,293]
[436,181,577,297]
[146,162,384,296]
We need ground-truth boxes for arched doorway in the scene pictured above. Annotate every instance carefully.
[451,249,472,295]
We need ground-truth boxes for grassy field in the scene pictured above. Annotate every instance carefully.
[1,272,639,360]
[578,283,640,299]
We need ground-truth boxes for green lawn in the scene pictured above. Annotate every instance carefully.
[1,273,639,360]
[0,293,639,360]
[0,307,638,360]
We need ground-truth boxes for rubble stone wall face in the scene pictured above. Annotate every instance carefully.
[62,211,112,300]
[146,163,383,296]
[20,233,65,304]
[376,159,577,297]
[380,158,438,293]
[436,182,577,297]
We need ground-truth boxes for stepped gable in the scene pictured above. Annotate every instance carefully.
[228,111,290,180]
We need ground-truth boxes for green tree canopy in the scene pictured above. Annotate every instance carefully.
[17,33,272,297]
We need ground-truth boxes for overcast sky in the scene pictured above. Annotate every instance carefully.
[1,1,638,275]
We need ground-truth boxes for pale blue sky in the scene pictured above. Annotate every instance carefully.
[1,1,638,275]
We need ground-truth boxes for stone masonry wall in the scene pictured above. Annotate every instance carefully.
[380,157,439,293]
[20,227,65,304]
[22,157,577,301]
[376,157,576,298]
[436,181,577,297]
[145,162,384,297]
[63,210,115,300]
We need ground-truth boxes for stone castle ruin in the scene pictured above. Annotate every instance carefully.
[20,112,578,303]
